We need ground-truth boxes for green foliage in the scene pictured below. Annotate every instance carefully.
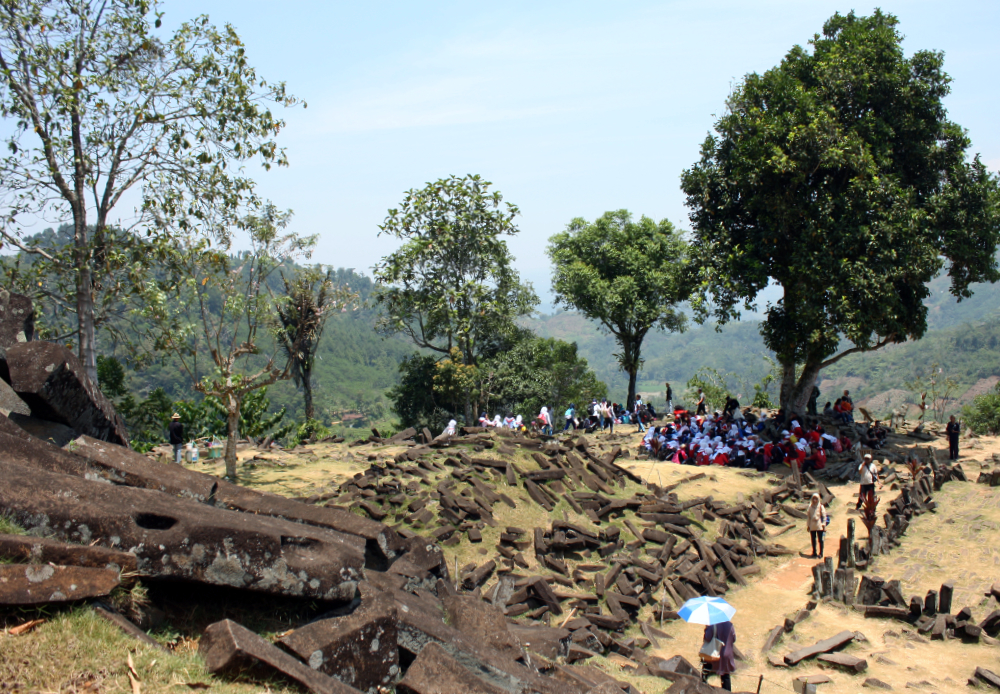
[96,355,128,399]
[0,2,300,377]
[681,10,1000,413]
[374,174,538,420]
[685,368,729,412]
[963,383,1000,435]
[388,354,452,431]
[388,334,606,431]
[547,210,692,406]
[288,419,332,447]
[481,336,607,419]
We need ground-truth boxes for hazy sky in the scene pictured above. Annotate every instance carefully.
[157,0,1000,308]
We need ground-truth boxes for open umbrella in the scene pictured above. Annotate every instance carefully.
[678,596,736,625]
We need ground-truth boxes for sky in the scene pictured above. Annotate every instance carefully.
[154,0,1000,310]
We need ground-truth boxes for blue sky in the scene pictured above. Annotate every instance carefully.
[161,0,1000,309]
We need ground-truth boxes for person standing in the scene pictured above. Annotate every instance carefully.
[946,415,961,460]
[634,395,646,433]
[701,621,736,691]
[665,382,673,414]
[807,385,820,416]
[696,388,706,416]
[168,413,184,464]
[564,404,576,432]
[856,454,878,510]
[806,493,827,558]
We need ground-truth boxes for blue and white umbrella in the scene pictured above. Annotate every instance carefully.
[678,596,736,625]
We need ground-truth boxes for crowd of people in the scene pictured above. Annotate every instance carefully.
[461,397,661,437]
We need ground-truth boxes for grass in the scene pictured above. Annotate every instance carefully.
[0,513,25,536]
[0,607,302,693]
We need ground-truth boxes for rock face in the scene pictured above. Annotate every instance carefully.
[0,532,137,573]
[5,341,127,445]
[0,379,29,416]
[281,590,399,694]
[0,458,365,601]
[396,641,509,694]
[0,564,119,605]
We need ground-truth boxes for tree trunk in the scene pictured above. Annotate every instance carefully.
[627,368,638,413]
[303,367,315,421]
[225,396,240,479]
[779,360,822,417]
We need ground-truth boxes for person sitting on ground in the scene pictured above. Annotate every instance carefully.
[503,413,516,429]
[800,443,826,475]
[807,493,827,558]
[822,401,835,417]
[443,419,458,437]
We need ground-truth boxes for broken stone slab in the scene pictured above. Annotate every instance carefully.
[784,631,855,666]
[507,624,571,659]
[817,652,868,673]
[396,641,509,694]
[9,411,81,446]
[200,619,362,694]
[391,589,578,694]
[0,533,137,573]
[0,459,365,600]
[863,678,893,690]
[974,667,1000,691]
[0,378,29,416]
[0,564,119,605]
[648,655,699,682]
[5,341,127,444]
[443,593,523,661]
[280,590,398,694]
[11,428,403,567]
[92,603,167,652]
[663,678,726,694]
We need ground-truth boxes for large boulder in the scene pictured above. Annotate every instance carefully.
[0,458,365,601]
[0,379,29,417]
[4,341,127,445]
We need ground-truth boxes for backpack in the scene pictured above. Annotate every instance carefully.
[587,402,596,416]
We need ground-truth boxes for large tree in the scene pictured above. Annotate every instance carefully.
[548,210,692,408]
[374,174,538,423]
[0,0,299,381]
[681,10,1000,415]
[134,204,314,478]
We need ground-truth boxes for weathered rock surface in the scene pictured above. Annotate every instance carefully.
[9,412,80,445]
[5,341,127,444]
[0,288,34,360]
[280,590,399,694]
[442,593,523,661]
[65,433,404,566]
[0,564,119,605]
[0,378,29,416]
[0,458,365,600]
[507,624,572,659]
[0,532,137,573]
[396,641,508,694]
[200,619,362,694]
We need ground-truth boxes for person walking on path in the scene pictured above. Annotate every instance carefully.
[856,454,879,510]
[946,415,961,460]
[701,621,736,691]
[665,382,673,414]
[168,413,184,464]
[563,404,576,432]
[806,493,827,558]
[634,395,646,433]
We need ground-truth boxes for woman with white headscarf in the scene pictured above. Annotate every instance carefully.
[443,419,457,436]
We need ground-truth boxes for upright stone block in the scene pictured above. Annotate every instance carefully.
[5,341,127,445]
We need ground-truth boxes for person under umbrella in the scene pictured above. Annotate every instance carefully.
[679,596,737,691]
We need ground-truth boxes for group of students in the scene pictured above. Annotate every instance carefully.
[465,397,659,437]
[641,406,859,475]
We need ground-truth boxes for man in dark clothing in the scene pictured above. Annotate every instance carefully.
[696,389,706,416]
[807,385,820,416]
[946,415,961,460]
[665,382,673,413]
[169,413,184,464]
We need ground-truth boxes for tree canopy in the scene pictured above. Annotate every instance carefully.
[547,210,692,407]
[0,0,299,380]
[374,174,538,422]
[680,10,1000,414]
